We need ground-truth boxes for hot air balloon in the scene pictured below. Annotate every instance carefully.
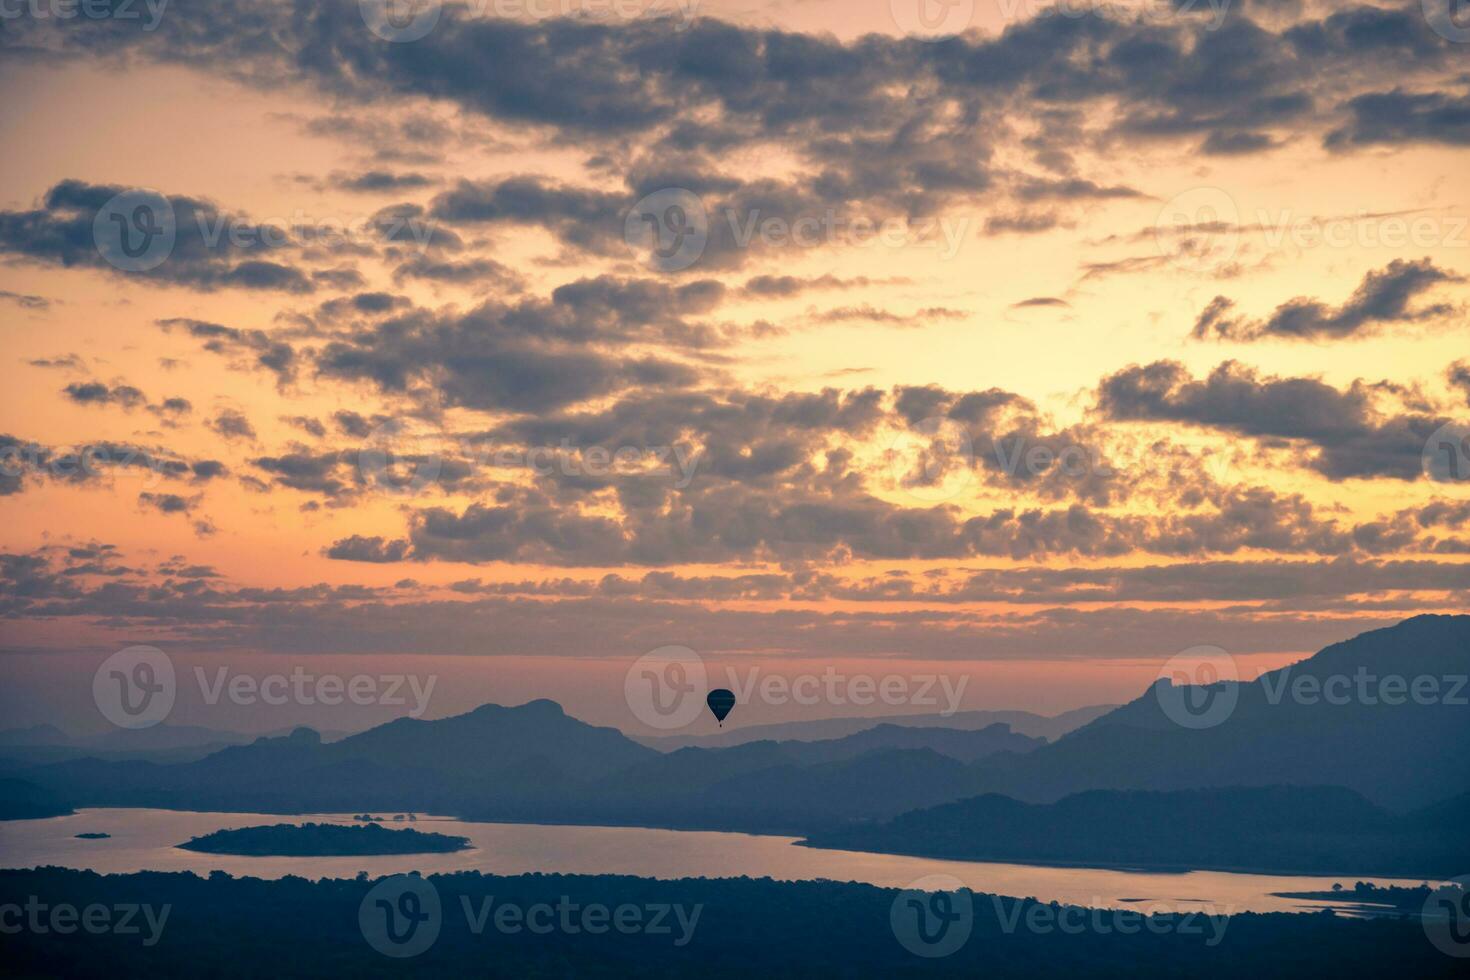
[706,688,736,726]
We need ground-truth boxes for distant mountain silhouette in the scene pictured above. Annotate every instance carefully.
[1411,789,1470,829]
[6,617,1466,848]
[805,785,1470,878]
[22,700,658,815]
[12,704,1036,831]
[0,722,352,769]
[635,705,1114,750]
[574,742,1021,831]
[0,778,72,820]
[966,615,1470,809]
[323,700,654,783]
[0,724,71,747]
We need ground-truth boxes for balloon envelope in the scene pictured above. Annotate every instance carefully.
[706,688,736,724]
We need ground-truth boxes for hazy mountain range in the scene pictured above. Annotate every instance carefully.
[959,614,1470,810]
[3,615,1466,874]
[633,704,1115,750]
[805,785,1470,878]
[0,722,351,767]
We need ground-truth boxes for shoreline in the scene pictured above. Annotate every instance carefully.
[793,838,1454,882]
[8,805,1450,884]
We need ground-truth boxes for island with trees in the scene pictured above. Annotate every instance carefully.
[177,822,471,856]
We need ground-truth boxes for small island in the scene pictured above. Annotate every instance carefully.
[74,832,111,840]
[177,822,472,856]
[1272,881,1463,916]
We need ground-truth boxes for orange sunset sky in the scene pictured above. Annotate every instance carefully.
[1,0,1467,734]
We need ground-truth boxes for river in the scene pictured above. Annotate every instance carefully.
[0,808,1435,915]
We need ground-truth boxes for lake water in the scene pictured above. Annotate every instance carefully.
[0,808,1434,915]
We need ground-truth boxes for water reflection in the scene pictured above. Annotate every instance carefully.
[0,808,1435,916]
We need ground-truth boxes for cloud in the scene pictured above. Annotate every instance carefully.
[1326,89,1470,150]
[1451,361,1470,407]
[23,6,1453,271]
[985,212,1064,235]
[429,176,627,252]
[283,416,327,438]
[138,491,194,515]
[1192,258,1462,341]
[27,354,85,370]
[0,180,319,293]
[207,409,258,442]
[392,254,523,291]
[469,555,1469,606]
[62,381,147,410]
[1200,129,1281,155]
[1014,178,1144,202]
[740,275,907,298]
[251,449,354,498]
[0,434,226,496]
[1097,360,1448,480]
[0,289,50,310]
[806,305,967,327]
[59,379,192,423]
[324,535,411,563]
[308,282,719,413]
[323,170,435,193]
[158,318,298,386]
[4,541,1449,663]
